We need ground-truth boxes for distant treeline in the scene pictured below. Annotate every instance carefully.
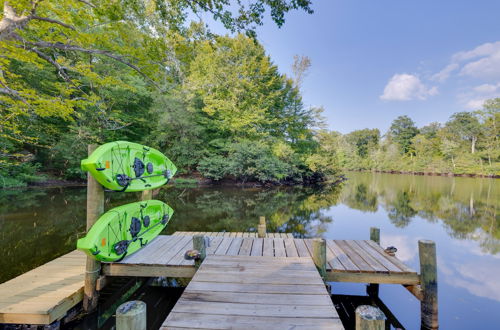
[328,101,500,176]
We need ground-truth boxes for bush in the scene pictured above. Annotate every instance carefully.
[198,141,293,183]
[0,162,45,188]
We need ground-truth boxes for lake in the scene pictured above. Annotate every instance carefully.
[0,172,498,329]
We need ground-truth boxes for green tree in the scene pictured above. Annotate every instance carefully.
[389,115,419,155]
[0,0,314,185]
[477,98,500,166]
[446,111,482,154]
[345,128,380,158]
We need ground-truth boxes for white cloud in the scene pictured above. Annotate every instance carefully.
[473,83,500,93]
[431,63,459,82]
[446,259,500,302]
[434,41,500,82]
[460,83,500,109]
[380,74,438,101]
[452,41,500,62]
[460,51,500,79]
[464,98,487,110]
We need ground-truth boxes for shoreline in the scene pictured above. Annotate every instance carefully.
[6,169,498,190]
[347,169,500,179]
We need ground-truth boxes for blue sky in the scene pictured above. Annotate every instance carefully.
[236,0,500,133]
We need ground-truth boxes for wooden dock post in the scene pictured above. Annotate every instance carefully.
[419,240,438,330]
[355,305,386,330]
[258,216,266,238]
[83,144,104,312]
[116,300,147,330]
[193,235,207,268]
[370,227,380,244]
[312,238,326,279]
[367,227,380,297]
[141,190,153,201]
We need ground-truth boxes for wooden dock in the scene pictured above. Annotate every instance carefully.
[0,231,421,327]
[104,233,419,286]
[0,250,85,324]
[162,255,343,329]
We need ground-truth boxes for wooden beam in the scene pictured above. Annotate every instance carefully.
[326,271,420,285]
[96,276,107,291]
[102,264,196,278]
[403,284,423,301]
[84,144,104,312]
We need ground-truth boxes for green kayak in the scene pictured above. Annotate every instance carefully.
[81,141,177,192]
[77,200,173,262]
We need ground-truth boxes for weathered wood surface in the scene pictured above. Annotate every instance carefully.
[0,250,86,325]
[0,233,419,325]
[419,240,438,330]
[162,255,343,329]
[103,234,419,284]
[355,305,386,330]
[173,231,294,238]
[116,300,147,330]
[84,144,104,312]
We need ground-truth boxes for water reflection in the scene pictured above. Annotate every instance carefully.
[0,173,498,328]
[158,185,341,238]
[340,173,499,254]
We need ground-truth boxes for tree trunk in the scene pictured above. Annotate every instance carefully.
[471,136,477,154]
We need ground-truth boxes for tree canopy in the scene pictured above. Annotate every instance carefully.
[0,1,345,187]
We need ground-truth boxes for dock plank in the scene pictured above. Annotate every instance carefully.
[365,240,414,273]
[336,240,373,272]
[0,250,85,325]
[238,238,254,256]
[262,238,274,256]
[226,237,244,256]
[250,238,263,256]
[327,240,359,271]
[162,255,342,329]
[213,237,233,255]
[0,234,419,326]
[273,238,286,257]
[345,240,387,272]
[283,238,298,257]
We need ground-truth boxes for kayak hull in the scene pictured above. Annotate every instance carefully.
[81,141,177,192]
[77,200,173,262]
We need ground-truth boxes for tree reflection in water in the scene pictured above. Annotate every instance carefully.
[0,172,497,284]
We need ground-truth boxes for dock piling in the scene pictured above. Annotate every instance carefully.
[367,227,380,297]
[116,300,146,330]
[355,305,386,330]
[141,190,153,200]
[83,144,104,312]
[258,216,266,238]
[312,238,326,279]
[419,240,438,330]
[370,227,380,244]
[193,235,207,268]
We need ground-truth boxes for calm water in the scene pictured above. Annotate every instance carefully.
[0,172,498,329]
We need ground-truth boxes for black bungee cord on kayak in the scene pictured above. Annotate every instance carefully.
[106,203,172,262]
[109,144,171,193]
